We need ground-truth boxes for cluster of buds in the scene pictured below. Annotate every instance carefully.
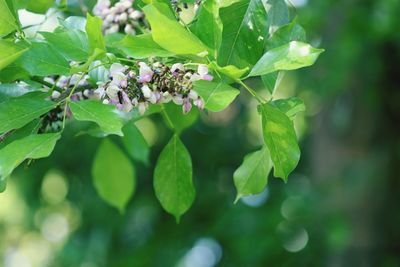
[93,0,145,35]
[96,61,213,114]
[45,74,92,101]
[171,0,202,17]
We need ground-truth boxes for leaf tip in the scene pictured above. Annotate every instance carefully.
[234,194,242,204]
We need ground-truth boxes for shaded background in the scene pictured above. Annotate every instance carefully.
[1,0,400,266]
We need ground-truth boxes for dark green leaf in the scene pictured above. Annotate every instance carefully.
[265,0,289,35]
[143,2,209,56]
[69,100,126,136]
[121,122,150,165]
[266,18,306,50]
[40,29,89,61]
[92,139,136,212]
[259,103,300,181]
[0,133,61,181]
[15,41,70,76]
[218,0,268,69]
[0,119,40,150]
[193,80,239,112]
[154,134,195,222]
[248,41,324,77]
[0,83,35,104]
[0,92,56,134]
[234,146,272,201]
[117,34,174,59]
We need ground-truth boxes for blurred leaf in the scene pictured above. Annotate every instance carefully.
[266,18,306,50]
[192,0,222,58]
[0,133,61,185]
[0,83,35,104]
[193,80,239,112]
[249,41,324,77]
[271,97,305,120]
[0,40,28,71]
[40,29,89,61]
[154,134,195,222]
[0,92,56,134]
[143,2,209,56]
[261,71,284,95]
[85,13,106,54]
[0,0,18,36]
[265,0,289,35]
[162,103,199,134]
[70,100,126,136]
[59,16,86,31]
[15,41,70,76]
[259,103,300,181]
[117,34,174,59]
[121,122,150,166]
[234,146,272,202]
[26,0,54,14]
[92,139,136,212]
[218,0,268,69]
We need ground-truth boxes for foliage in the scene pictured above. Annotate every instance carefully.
[0,0,323,221]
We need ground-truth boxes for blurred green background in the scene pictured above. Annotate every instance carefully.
[1,0,400,266]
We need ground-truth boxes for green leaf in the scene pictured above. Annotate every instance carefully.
[27,0,54,14]
[265,0,289,35]
[59,16,86,31]
[248,41,325,77]
[266,18,306,50]
[0,133,61,181]
[0,83,34,104]
[209,61,248,80]
[218,0,268,69]
[85,13,106,55]
[0,0,18,36]
[143,2,209,56]
[69,100,126,136]
[0,40,28,71]
[15,41,70,76]
[162,103,199,134]
[40,29,89,61]
[92,139,135,212]
[259,103,300,181]
[192,0,222,58]
[154,135,195,222]
[0,119,40,150]
[121,122,150,166]
[271,97,305,120]
[193,80,239,112]
[234,146,272,202]
[0,92,56,134]
[117,34,174,59]
[261,71,284,95]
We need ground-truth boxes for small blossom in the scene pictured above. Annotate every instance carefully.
[138,62,154,83]
[138,102,148,115]
[129,10,143,20]
[183,98,192,114]
[106,84,121,100]
[194,98,205,109]
[141,84,152,98]
[121,91,133,112]
[188,90,198,100]
[172,94,184,105]
[51,91,61,99]
[171,63,185,73]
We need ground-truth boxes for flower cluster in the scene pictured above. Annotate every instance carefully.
[93,0,145,35]
[96,62,213,114]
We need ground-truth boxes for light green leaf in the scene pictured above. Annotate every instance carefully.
[162,103,199,134]
[121,122,150,166]
[0,92,56,134]
[218,0,268,69]
[59,16,86,31]
[69,100,126,136]
[117,34,174,59]
[15,41,70,76]
[259,103,300,181]
[27,0,54,14]
[0,0,18,36]
[154,134,195,222]
[192,0,222,58]
[143,2,209,56]
[40,29,89,61]
[92,139,135,212]
[0,133,61,181]
[0,40,28,71]
[249,41,324,77]
[271,97,305,119]
[265,0,289,35]
[261,71,284,95]
[234,146,272,202]
[85,13,106,54]
[193,80,239,112]
[266,18,306,50]
[209,61,248,80]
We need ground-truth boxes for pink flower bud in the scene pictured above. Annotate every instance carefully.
[183,98,192,114]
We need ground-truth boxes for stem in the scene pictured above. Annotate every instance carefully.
[161,104,175,130]
[61,74,85,130]
[31,77,63,92]
[236,79,267,104]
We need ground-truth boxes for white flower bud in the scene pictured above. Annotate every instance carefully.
[188,90,198,100]
[51,91,61,99]
[118,12,128,22]
[129,10,143,20]
[141,84,152,98]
